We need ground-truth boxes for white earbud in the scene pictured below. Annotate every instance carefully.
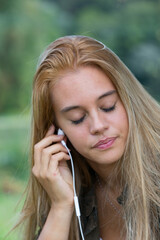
[57,128,64,136]
[57,129,66,147]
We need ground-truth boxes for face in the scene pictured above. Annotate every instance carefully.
[51,66,129,172]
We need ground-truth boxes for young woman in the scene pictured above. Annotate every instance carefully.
[17,36,160,240]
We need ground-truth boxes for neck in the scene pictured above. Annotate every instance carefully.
[95,173,122,198]
[92,165,122,192]
[88,158,119,178]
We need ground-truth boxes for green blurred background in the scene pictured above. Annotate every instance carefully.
[0,0,160,238]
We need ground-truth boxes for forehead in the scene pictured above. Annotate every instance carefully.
[51,66,116,107]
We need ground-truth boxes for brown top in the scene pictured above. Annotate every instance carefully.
[79,184,100,240]
[35,183,126,240]
[79,183,127,240]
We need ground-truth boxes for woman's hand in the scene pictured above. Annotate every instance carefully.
[32,125,74,209]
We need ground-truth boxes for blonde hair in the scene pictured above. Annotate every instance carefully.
[17,36,160,240]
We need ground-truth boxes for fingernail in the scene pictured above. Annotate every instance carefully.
[57,134,64,138]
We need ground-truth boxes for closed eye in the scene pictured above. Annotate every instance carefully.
[101,103,116,112]
[71,103,116,125]
[71,116,85,125]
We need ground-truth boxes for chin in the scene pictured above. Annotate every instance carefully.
[86,153,121,166]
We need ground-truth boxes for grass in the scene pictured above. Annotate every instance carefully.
[0,114,30,178]
[0,172,26,240]
[0,192,23,240]
[0,114,30,240]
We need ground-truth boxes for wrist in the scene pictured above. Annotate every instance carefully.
[50,202,74,216]
[38,202,74,240]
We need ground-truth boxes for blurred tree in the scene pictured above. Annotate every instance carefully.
[0,0,68,113]
[0,0,159,113]
[127,43,160,99]
[75,1,160,99]
[76,1,160,53]
[46,0,117,15]
[47,0,160,15]
[0,0,159,178]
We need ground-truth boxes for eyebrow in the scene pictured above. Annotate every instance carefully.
[60,89,116,113]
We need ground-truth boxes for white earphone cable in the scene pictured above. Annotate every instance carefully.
[61,141,85,240]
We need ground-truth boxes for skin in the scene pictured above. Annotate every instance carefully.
[52,66,129,179]
[33,127,74,240]
[33,66,129,240]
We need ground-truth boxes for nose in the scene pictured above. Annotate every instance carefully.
[89,111,108,135]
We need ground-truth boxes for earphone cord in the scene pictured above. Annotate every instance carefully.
[63,142,85,240]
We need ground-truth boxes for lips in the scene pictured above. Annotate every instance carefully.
[93,137,117,148]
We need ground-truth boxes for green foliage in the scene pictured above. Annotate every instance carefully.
[0,115,30,179]
[0,0,66,113]
[0,115,29,239]
[75,1,160,100]
[0,191,23,240]
[0,1,159,237]
[0,0,160,113]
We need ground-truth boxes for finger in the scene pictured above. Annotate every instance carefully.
[45,125,55,137]
[40,143,69,173]
[34,152,70,185]
[41,143,69,161]
[48,152,71,175]
[33,134,65,177]
[34,134,64,157]
[33,143,42,172]
[59,159,69,167]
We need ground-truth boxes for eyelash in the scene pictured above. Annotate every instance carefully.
[71,104,116,125]
[102,104,116,112]
[71,116,85,125]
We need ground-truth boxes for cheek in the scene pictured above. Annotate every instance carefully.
[66,129,87,152]
[112,106,128,135]
[56,115,88,154]
[118,109,129,137]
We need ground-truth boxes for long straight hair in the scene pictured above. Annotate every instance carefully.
[16,35,160,240]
